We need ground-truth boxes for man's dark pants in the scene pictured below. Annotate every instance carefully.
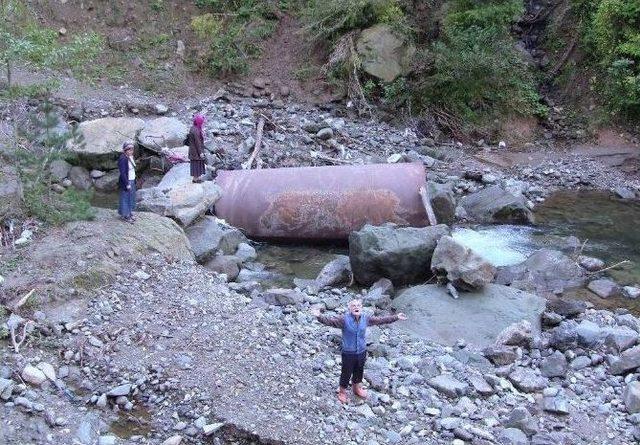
[340,352,366,388]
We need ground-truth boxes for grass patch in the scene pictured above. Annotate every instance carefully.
[72,267,112,290]
[293,64,319,81]
[191,0,283,76]
[415,25,546,123]
[150,0,166,12]
[302,0,545,132]
[23,185,95,226]
[0,80,59,100]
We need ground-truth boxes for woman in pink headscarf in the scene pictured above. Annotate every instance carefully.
[186,114,206,183]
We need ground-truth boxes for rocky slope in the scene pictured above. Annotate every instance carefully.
[3,250,640,445]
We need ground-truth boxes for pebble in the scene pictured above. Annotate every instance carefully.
[203,423,224,436]
[155,104,169,115]
[96,393,107,407]
[21,365,47,386]
[107,384,132,397]
[134,270,151,281]
[161,436,183,445]
[98,436,117,445]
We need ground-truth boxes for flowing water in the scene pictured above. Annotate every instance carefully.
[254,243,347,288]
[535,190,640,285]
[453,190,640,313]
[254,191,640,311]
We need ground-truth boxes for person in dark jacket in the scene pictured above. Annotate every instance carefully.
[313,299,406,403]
[117,142,137,223]
[186,114,206,183]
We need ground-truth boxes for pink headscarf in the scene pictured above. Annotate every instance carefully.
[193,114,205,138]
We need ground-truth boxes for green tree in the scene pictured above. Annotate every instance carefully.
[585,0,640,116]
[17,99,94,226]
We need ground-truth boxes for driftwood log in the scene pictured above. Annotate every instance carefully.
[243,115,266,169]
[418,186,438,226]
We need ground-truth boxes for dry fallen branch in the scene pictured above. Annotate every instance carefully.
[418,186,438,226]
[14,289,35,309]
[324,32,373,118]
[7,313,35,353]
[587,260,632,275]
[243,115,266,170]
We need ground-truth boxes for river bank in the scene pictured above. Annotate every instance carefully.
[1,83,640,445]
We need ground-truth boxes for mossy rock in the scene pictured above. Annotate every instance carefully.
[2,209,194,303]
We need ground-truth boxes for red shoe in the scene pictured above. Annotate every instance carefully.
[337,387,348,404]
[353,384,368,399]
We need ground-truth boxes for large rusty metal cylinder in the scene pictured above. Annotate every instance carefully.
[214,163,428,240]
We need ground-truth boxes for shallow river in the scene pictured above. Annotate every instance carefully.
[258,190,640,311]
[451,191,640,285]
[93,188,639,310]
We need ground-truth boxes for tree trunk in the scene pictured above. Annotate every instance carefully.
[6,59,12,87]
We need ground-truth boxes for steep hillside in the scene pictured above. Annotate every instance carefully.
[14,0,640,141]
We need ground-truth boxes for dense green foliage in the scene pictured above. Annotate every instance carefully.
[302,0,409,42]
[303,0,544,128]
[191,0,280,75]
[577,0,640,117]
[444,0,523,30]
[417,0,544,122]
[16,100,94,226]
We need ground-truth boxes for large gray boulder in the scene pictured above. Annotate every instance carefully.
[185,216,247,263]
[315,255,352,288]
[137,164,222,227]
[355,24,416,82]
[391,284,545,348]
[460,185,533,224]
[427,374,469,398]
[138,117,189,152]
[94,170,120,192]
[497,428,528,445]
[548,321,579,351]
[504,407,538,437]
[431,235,496,290]
[363,278,394,308]
[349,223,449,286]
[261,288,305,307]
[67,117,144,170]
[427,182,456,225]
[540,351,569,378]
[624,381,640,413]
[296,255,353,293]
[540,351,568,378]
[587,278,621,298]
[495,249,586,294]
[69,166,93,191]
[49,159,72,181]
[508,368,548,393]
[1,209,194,303]
[204,255,241,281]
[610,345,640,375]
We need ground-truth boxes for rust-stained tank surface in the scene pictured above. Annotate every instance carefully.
[214,163,428,240]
